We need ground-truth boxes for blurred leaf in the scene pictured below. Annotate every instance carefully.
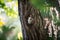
[0,0,4,4]
[55,20,60,26]
[2,26,15,33]
[6,0,12,2]
[0,2,5,8]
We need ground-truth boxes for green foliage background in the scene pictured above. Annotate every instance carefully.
[30,0,60,26]
[0,0,23,40]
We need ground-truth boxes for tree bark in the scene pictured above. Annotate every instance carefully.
[18,0,47,40]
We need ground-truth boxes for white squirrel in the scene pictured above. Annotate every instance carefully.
[27,15,33,24]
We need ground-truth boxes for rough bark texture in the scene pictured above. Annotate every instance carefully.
[18,0,47,40]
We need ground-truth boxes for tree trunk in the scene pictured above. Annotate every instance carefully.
[18,0,47,40]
